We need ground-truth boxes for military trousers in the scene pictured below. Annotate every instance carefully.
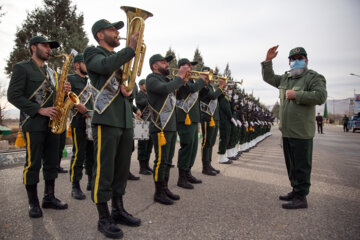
[91,125,133,204]
[201,120,219,163]
[58,131,66,167]
[151,131,177,182]
[137,138,153,162]
[282,137,313,197]
[177,122,198,170]
[218,120,231,154]
[228,123,237,149]
[69,125,94,183]
[23,129,60,185]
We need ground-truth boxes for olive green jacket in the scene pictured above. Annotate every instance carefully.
[68,74,93,128]
[136,90,148,112]
[146,73,184,133]
[176,78,205,123]
[84,46,135,128]
[218,93,233,126]
[7,59,56,132]
[261,60,327,139]
[199,85,222,122]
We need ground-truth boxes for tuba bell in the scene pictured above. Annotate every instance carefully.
[120,6,153,92]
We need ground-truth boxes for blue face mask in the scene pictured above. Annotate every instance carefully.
[290,59,306,69]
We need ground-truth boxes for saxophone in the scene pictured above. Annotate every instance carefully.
[49,51,80,134]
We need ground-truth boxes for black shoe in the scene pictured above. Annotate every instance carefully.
[26,184,43,218]
[128,172,140,181]
[186,170,202,184]
[220,160,232,164]
[57,167,68,173]
[42,180,68,210]
[209,163,220,174]
[139,161,152,175]
[282,196,308,209]
[145,159,153,173]
[177,169,194,189]
[202,165,217,176]
[86,175,92,191]
[111,196,141,227]
[163,181,180,200]
[97,203,123,239]
[72,181,86,200]
[279,191,295,201]
[154,182,174,205]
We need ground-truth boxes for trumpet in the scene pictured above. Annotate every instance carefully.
[227,79,243,86]
[211,75,229,83]
[171,69,214,80]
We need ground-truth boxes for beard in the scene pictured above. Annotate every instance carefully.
[79,65,87,75]
[158,66,170,76]
[104,33,120,48]
[35,46,49,61]
[289,68,306,77]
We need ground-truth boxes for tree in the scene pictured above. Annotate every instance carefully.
[192,47,204,71]
[0,84,7,125]
[271,101,280,119]
[214,66,220,75]
[5,0,88,76]
[0,5,6,24]
[165,47,178,69]
[223,63,233,80]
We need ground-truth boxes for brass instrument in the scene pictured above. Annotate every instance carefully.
[171,69,214,80]
[211,75,229,83]
[49,51,80,134]
[227,79,244,86]
[120,6,153,92]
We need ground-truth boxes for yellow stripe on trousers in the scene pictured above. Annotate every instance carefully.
[23,132,31,185]
[154,132,162,182]
[93,125,101,203]
[70,128,78,182]
[201,122,207,161]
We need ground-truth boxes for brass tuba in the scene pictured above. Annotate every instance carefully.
[49,51,80,134]
[120,6,153,92]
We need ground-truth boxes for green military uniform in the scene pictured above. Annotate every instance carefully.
[68,73,94,184]
[176,78,205,171]
[146,72,184,182]
[261,50,327,198]
[135,83,153,171]
[8,58,60,185]
[199,85,222,170]
[84,45,135,204]
[218,91,233,155]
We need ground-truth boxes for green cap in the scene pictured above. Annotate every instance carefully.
[201,66,210,71]
[149,54,174,67]
[178,58,198,68]
[92,19,124,38]
[139,79,146,85]
[288,47,307,59]
[29,36,59,49]
[73,53,84,63]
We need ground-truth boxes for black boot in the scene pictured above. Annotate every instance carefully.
[145,159,153,173]
[86,174,92,191]
[282,195,308,209]
[209,162,220,174]
[177,169,194,189]
[128,172,140,181]
[202,161,217,176]
[186,170,202,184]
[42,180,68,209]
[111,196,141,227]
[96,202,123,239]
[279,191,295,201]
[139,161,152,175]
[57,166,68,173]
[71,181,86,200]
[154,182,173,205]
[25,184,42,218]
[163,180,180,200]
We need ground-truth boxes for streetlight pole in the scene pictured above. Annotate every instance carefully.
[350,73,360,78]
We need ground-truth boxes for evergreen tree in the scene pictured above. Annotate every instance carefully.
[5,0,88,76]
[165,47,177,70]
[271,101,280,119]
[214,66,220,75]
[192,47,204,71]
[223,62,233,80]
[0,5,5,23]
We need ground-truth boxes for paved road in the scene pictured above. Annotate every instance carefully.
[0,125,359,240]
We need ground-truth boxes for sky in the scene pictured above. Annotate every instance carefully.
[0,0,360,112]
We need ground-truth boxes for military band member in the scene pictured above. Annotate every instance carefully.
[176,58,207,189]
[84,19,140,239]
[135,79,153,175]
[146,54,190,205]
[262,45,327,209]
[67,53,94,200]
[199,66,224,175]
[7,36,69,218]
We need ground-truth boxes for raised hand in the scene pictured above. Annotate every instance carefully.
[265,45,279,62]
